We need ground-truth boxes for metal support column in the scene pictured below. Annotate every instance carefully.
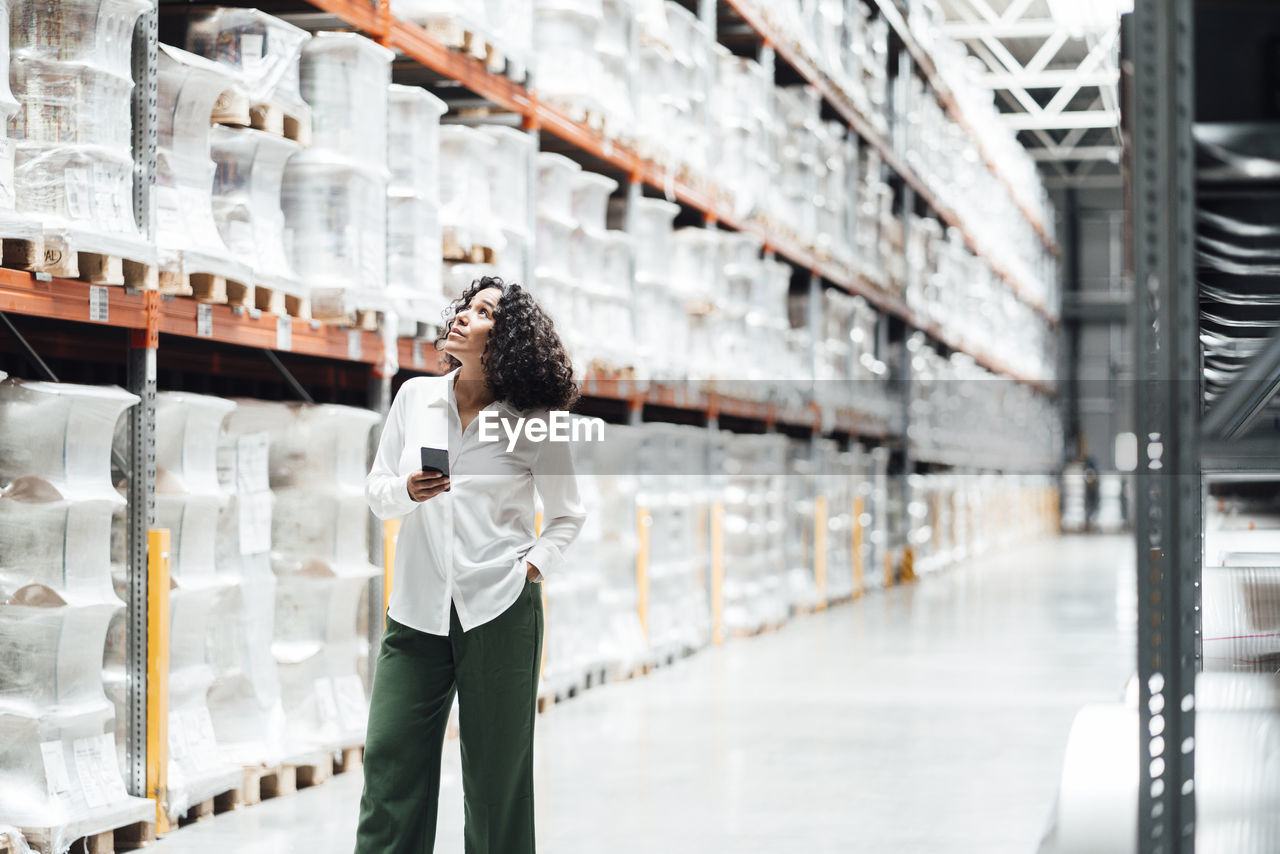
[1128,2,1199,851]
[124,2,158,800]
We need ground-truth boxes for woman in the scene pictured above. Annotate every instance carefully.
[355,276,587,853]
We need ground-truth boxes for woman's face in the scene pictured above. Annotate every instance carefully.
[443,286,502,362]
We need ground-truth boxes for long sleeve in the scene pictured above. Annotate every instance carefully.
[365,381,420,521]
[524,426,587,580]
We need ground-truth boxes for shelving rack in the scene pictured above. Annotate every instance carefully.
[1128,1,1280,851]
[0,0,1065,821]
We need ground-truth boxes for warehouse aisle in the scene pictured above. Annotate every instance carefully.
[148,534,1134,854]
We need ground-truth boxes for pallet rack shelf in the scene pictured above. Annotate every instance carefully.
[301,0,1060,388]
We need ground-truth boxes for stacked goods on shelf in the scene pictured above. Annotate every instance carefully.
[636,424,711,660]
[188,9,310,311]
[386,85,448,333]
[8,0,156,280]
[709,47,771,221]
[532,0,604,120]
[906,334,1061,471]
[136,393,241,820]
[392,0,532,80]
[0,378,152,852]
[782,438,819,610]
[478,125,535,289]
[224,401,381,759]
[210,429,289,770]
[627,195,682,381]
[538,414,613,697]
[1202,502,1280,672]
[714,432,787,634]
[437,125,499,270]
[534,153,636,378]
[906,473,1058,576]
[0,0,42,260]
[283,32,393,321]
[789,287,895,429]
[155,46,252,300]
[633,2,713,176]
[814,440,859,601]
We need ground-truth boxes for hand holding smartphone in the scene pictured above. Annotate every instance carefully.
[407,447,451,502]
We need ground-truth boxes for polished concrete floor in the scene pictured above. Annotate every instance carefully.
[148,534,1134,854]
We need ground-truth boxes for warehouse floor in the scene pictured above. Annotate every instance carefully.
[147,534,1134,854]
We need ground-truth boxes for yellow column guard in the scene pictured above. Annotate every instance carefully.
[147,529,172,835]
[813,494,828,611]
[382,518,401,628]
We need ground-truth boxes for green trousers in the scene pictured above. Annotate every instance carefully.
[354,577,544,854]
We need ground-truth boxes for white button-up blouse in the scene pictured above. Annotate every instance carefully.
[365,367,587,635]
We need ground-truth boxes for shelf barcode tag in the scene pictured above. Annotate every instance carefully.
[197,303,212,338]
[413,339,425,369]
[348,329,362,361]
[276,315,292,351]
[89,286,108,323]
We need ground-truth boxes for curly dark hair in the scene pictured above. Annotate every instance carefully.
[434,276,579,412]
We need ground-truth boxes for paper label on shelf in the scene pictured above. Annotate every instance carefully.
[65,167,91,220]
[197,303,213,338]
[216,441,237,489]
[313,677,339,725]
[90,286,109,323]
[347,330,362,361]
[72,736,110,808]
[276,315,292,351]
[236,433,270,494]
[97,733,128,801]
[39,740,72,797]
[238,490,272,555]
[334,674,368,732]
[91,161,116,224]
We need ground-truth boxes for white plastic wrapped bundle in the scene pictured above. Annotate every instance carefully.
[670,228,719,304]
[570,171,616,234]
[536,152,580,224]
[389,85,447,200]
[438,126,498,255]
[185,8,310,110]
[0,378,149,853]
[156,45,250,285]
[210,126,303,297]
[9,0,153,263]
[1203,566,1280,671]
[224,401,380,753]
[300,33,392,168]
[209,430,288,770]
[479,126,535,238]
[143,393,241,819]
[716,432,788,633]
[599,229,632,295]
[387,193,446,321]
[630,198,679,284]
[282,154,389,317]
[533,1,603,110]
[535,213,575,281]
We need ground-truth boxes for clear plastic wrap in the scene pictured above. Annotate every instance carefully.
[570,171,616,233]
[478,125,535,239]
[532,4,603,110]
[535,152,580,224]
[387,192,446,320]
[1203,566,1280,671]
[300,33,393,168]
[281,154,389,316]
[438,126,499,255]
[9,0,153,263]
[185,8,310,109]
[630,197,679,284]
[156,44,250,284]
[210,125,303,296]
[223,401,379,754]
[0,377,149,854]
[210,432,288,769]
[388,84,447,200]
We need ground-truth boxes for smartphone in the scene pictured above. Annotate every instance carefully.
[420,446,450,491]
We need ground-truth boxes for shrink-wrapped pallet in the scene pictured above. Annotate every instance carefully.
[533,1,603,113]
[439,126,499,259]
[479,125,534,284]
[156,45,251,289]
[1203,566,1280,672]
[0,0,41,250]
[283,32,392,319]
[8,0,156,269]
[224,401,380,753]
[210,125,303,301]
[387,85,448,329]
[0,378,150,854]
[185,8,310,119]
[210,430,288,770]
